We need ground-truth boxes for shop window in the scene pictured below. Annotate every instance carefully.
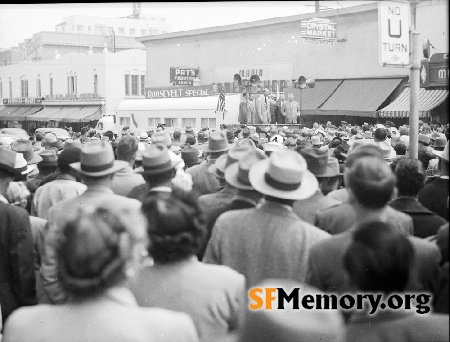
[120,117,130,126]
[164,118,177,127]
[130,28,136,35]
[125,74,130,96]
[140,75,145,96]
[131,75,138,96]
[20,76,28,98]
[148,118,161,127]
[182,118,196,127]
[201,118,216,129]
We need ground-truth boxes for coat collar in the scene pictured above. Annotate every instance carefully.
[389,197,435,214]
[258,200,298,219]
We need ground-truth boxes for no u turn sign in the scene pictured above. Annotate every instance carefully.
[379,1,411,67]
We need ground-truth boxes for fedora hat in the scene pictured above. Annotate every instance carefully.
[433,141,449,162]
[311,135,322,146]
[235,138,256,149]
[203,131,234,153]
[363,131,373,139]
[138,144,179,175]
[434,137,447,151]
[249,149,318,200]
[418,134,431,145]
[225,149,267,190]
[37,149,58,169]
[152,131,172,147]
[208,154,228,179]
[181,146,202,165]
[10,139,43,165]
[300,148,340,178]
[0,148,36,181]
[262,142,287,156]
[63,139,82,151]
[378,141,397,160]
[70,141,128,177]
[185,125,194,133]
[139,132,149,141]
[226,143,256,169]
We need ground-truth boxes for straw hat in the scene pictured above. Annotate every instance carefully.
[10,139,43,165]
[249,150,318,200]
[225,149,268,190]
[37,149,58,169]
[203,131,234,153]
[300,148,341,177]
[69,141,128,177]
[0,148,36,181]
[138,144,180,175]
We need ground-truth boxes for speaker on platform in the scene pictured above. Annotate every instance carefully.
[249,74,260,86]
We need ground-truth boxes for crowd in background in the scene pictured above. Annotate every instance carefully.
[0,116,449,341]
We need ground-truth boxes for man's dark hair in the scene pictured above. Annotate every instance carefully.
[393,142,407,156]
[116,135,139,163]
[173,131,181,140]
[347,156,395,209]
[395,158,425,197]
[374,128,387,142]
[345,145,383,168]
[344,221,413,294]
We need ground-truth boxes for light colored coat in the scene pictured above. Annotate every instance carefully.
[2,287,199,342]
[203,201,330,287]
[130,258,245,342]
[40,186,141,304]
[282,100,300,124]
[255,95,270,124]
[293,190,341,225]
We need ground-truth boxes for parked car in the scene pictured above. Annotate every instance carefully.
[35,127,71,141]
[0,128,30,139]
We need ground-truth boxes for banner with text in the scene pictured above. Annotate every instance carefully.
[145,85,214,99]
[301,18,337,45]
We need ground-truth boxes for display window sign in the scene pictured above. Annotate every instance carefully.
[170,67,199,85]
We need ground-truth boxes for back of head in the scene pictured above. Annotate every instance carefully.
[347,156,395,209]
[58,147,82,174]
[393,141,407,156]
[344,221,413,294]
[57,205,147,298]
[172,130,181,140]
[395,158,425,197]
[141,189,206,263]
[345,144,383,168]
[116,135,139,161]
[374,128,387,142]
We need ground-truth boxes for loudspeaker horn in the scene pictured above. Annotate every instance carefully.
[249,74,260,86]
[306,77,315,88]
[297,76,307,89]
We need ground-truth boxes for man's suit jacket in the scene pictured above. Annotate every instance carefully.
[346,311,449,342]
[0,202,37,323]
[388,197,447,239]
[186,158,221,197]
[247,101,257,124]
[315,203,414,236]
[293,190,341,225]
[238,101,249,124]
[307,226,441,296]
[130,258,245,342]
[282,100,300,124]
[203,201,330,287]
[418,177,449,221]
[275,100,286,124]
[40,186,141,304]
[255,95,270,124]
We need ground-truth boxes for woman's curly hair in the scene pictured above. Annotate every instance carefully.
[142,187,207,263]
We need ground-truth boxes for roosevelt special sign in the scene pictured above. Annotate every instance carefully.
[145,85,213,99]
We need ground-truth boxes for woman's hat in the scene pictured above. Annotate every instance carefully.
[0,148,36,181]
[203,131,234,153]
[300,148,341,178]
[225,149,268,190]
[10,139,43,165]
[249,149,318,200]
[70,141,128,177]
[181,146,202,165]
[138,144,180,175]
[37,149,58,169]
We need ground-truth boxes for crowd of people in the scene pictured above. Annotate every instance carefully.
[0,117,449,341]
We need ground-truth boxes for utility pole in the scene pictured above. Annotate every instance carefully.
[315,1,320,13]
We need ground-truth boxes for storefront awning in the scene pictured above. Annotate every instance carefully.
[316,78,404,117]
[284,80,343,115]
[63,106,102,122]
[48,106,84,120]
[0,106,21,120]
[27,106,65,121]
[378,87,449,118]
[7,106,44,121]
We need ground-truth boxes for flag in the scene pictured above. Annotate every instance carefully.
[276,82,280,101]
[216,84,226,120]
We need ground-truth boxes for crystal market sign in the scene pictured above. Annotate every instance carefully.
[170,67,199,86]
[3,97,43,105]
[301,18,337,46]
[44,93,101,101]
[420,53,449,88]
[145,85,213,99]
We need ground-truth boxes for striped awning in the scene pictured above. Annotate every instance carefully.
[378,87,449,118]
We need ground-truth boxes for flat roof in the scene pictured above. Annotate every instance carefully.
[137,2,377,43]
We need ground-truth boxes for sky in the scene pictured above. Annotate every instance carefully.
[0,1,376,49]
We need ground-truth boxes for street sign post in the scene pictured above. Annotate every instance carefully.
[378,1,411,67]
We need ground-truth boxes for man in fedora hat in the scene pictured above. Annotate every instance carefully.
[180,125,195,144]
[181,146,202,171]
[27,149,59,194]
[31,147,85,220]
[307,155,440,299]
[186,131,233,197]
[127,144,180,202]
[40,140,141,303]
[152,131,184,168]
[203,150,330,287]
[293,148,342,225]
[419,141,449,221]
[111,135,145,197]
[11,138,43,174]
[0,148,38,323]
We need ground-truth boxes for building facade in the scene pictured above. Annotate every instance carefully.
[0,48,146,131]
